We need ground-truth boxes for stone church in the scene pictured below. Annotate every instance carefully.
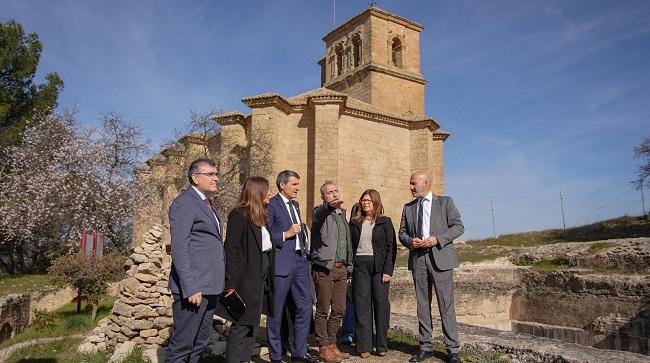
[134,7,451,244]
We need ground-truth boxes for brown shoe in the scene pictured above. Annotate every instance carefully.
[319,345,342,363]
[359,351,371,358]
[331,344,350,359]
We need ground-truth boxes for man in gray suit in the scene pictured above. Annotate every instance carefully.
[398,171,464,363]
[167,158,225,363]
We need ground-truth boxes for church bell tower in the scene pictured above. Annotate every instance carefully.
[319,7,427,116]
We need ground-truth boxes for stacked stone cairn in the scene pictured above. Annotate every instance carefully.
[78,225,229,360]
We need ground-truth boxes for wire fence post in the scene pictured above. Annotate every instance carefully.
[560,188,566,231]
[641,179,647,217]
[490,200,497,238]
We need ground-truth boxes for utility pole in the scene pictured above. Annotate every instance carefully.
[490,200,497,239]
[641,175,647,219]
[560,188,566,231]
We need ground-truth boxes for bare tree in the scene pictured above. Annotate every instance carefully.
[633,136,650,189]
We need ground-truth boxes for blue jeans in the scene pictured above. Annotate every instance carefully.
[339,284,355,342]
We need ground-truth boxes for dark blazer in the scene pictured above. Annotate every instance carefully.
[349,216,397,276]
[267,193,306,276]
[168,187,225,298]
[216,208,275,325]
[398,194,464,271]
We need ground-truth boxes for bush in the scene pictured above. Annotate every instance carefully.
[48,253,125,320]
[513,255,535,266]
[31,309,56,331]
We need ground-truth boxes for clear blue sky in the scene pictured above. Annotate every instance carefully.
[3,0,649,238]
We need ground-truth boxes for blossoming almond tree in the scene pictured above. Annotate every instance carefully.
[0,110,150,273]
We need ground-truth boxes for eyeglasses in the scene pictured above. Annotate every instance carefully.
[360,199,373,204]
[194,172,218,179]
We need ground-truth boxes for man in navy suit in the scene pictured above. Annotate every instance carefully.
[267,170,320,363]
[167,159,225,363]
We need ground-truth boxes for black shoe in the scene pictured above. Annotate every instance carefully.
[292,352,324,363]
[447,353,460,363]
[409,350,436,362]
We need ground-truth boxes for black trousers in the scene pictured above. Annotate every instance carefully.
[352,255,390,353]
[226,251,270,363]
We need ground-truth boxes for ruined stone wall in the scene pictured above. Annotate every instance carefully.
[514,270,650,355]
[0,295,29,343]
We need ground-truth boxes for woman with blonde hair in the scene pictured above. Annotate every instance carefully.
[349,189,397,358]
[218,176,275,363]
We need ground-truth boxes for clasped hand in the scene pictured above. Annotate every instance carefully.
[411,236,438,248]
[284,223,301,238]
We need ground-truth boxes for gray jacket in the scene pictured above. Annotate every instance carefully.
[168,187,225,298]
[310,203,353,273]
[398,194,464,271]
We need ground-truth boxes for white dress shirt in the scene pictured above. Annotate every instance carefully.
[279,193,302,250]
[420,191,433,239]
[261,226,272,252]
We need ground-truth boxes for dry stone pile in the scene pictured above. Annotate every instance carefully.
[78,225,229,359]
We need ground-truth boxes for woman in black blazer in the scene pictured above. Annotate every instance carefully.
[218,176,275,363]
[349,189,397,358]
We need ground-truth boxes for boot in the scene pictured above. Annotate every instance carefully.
[331,344,350,360]
[319,345,342,363]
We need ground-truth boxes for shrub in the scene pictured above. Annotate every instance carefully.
[48,253,124,320]
[31,309,56,331]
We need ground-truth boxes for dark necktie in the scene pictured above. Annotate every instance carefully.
[204,199,221,239]
[416,197,424,239]
[287,200,307,255]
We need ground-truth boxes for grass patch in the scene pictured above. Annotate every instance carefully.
[6,337,111,363]
[0,297,116,350]
[122,346,152,363]
[588,241,615,252]
[387,328,420,348]
[467,215,650,247]
[461,349,511,363]
[0,274,53,297]
[386,329,511,362]
[533,255,571,270]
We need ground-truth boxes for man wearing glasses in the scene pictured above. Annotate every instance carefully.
[167,158,225,363]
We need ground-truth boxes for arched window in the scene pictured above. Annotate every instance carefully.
[335,44,344,76]
[391,37,402,68]
[352,34,362,68]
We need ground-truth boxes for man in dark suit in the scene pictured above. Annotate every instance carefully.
[398,171,464,363]
[167,159,225,363]
[266,170,320,363]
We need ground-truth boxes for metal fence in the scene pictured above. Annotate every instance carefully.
[460,183,647,240]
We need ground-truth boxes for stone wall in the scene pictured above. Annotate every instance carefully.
[390,263,650,356]
[514,270,650,355]
[78,225,229,358]
[0,295,30,343]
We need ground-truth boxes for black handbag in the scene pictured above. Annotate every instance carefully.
[219,291,247,321]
